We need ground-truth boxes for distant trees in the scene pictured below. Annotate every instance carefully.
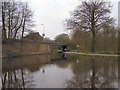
[95,27,118,52]
[71,30,91,52]
[71,28,118,52]
[55,33,70,43]
[66,1,115,52]
[1,1,34,40]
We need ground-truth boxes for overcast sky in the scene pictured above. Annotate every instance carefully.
[23,0,119,40]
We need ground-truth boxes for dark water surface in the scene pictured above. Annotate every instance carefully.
[1,53,118,88]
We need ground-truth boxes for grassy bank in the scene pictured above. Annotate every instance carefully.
[66,52,120,57]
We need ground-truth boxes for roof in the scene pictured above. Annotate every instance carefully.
[24,32,43,41]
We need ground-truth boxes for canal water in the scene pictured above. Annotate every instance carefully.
[1,53,119,88]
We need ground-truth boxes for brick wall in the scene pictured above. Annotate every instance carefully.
[2,39,51,57]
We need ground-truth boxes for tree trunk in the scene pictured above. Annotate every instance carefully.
[21,19,25,47]
[91,31,95,52]
[2,2,6,39]
[91,4,95,53]
[13,15,23,39]
[8,3,11,39]
[10,7,14,38]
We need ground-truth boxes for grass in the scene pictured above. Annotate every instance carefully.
[66,52,120,57]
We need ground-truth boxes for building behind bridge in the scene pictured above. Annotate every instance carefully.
[24,32,43,41]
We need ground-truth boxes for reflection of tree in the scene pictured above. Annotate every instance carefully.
[21,69,25,88]
[2,72,7,88]
[51,55,77,69]
[90,58,95,88]
[54,60,69,69]
[2,54,51,73]
[66,56,118,88]
[95,58,118,88]
[1,69,33,88]
[1,54,65,88]
[66,56,92,88]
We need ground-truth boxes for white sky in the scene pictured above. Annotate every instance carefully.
[22,0,119,40]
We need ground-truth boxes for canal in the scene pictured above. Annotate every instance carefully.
[1,53,118,88]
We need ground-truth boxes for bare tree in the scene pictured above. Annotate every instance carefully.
[21,3,34,46]
[1,1,34,40]
[1,1,23,39]
[11,2,23,39]
[66,1,115,52]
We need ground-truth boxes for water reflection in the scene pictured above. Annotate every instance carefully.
[66,56,118,88]
[2,54,52,88]
[63,53,67,59]
[1,53,118,88]
[90,58,95,88]
[2,69,34,88]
